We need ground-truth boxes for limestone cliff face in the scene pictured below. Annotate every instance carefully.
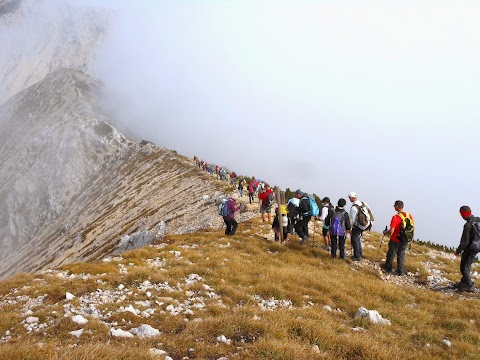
[0,70,224,278]
[0,0,108,103]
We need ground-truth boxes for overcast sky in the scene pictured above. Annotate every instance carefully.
[89,0,480,249]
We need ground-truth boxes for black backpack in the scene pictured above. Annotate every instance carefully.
[470,222,480,252]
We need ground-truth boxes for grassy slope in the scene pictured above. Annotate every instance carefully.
[0,217,479,360]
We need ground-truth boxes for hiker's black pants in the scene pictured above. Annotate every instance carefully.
[385,239,408,274]
[331,235,346,259]
[223,216,238,235]
[460,249,477,288]
[295,216,311,240]
[249,192,254,204]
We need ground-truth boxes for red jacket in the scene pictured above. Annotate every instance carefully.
[258,189,274,206]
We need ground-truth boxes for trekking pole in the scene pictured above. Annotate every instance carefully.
[376,226,388,258]
[312,218,316,248]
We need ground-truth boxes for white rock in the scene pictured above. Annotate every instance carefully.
[253,316,261,321]
[217,357,228,360]
[69,329,84,338]
[352,327,366,332]
[72,315,88,325]
[323,305,332,312]
[146,291,152,298]
[66,292,75,301]
[130,324,161,338]
[165,357,173,360]
[442,339,452,347]
[110,328,134,338]
[202,195,210,200]
[312,345,320,353]
[25,316,39,324]
[149,348,167,356]
[25,310,33,316]
[118,284,125,290]
[216,335,231,344]
[354,307,391,325]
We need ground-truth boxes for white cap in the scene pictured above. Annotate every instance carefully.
[348,192,357,198]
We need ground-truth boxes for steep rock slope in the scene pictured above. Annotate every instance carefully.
[0,69,223,278]
[0,0,108,102]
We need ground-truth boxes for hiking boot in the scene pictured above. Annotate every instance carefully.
[457,283,475,292]
[300,236,309,245]
[380,263,392,273]
[396,271,405,276]
[350,256,361,262]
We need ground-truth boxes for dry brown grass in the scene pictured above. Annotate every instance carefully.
[0,217,479,359]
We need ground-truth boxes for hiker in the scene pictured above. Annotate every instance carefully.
[294,189,311,245]
[348,192,374,261]
[325,198,352,259]
[455,206,480,292]
[237,176,245,197]
[381,200,414,275]
[272,205,292,243]
[287,197,300,233]
[225,172,231,183]
[258,184,275,222]
[219,168,226,181]
[222,197,239,236]
[320,197,334,250]
[248,180,255,204]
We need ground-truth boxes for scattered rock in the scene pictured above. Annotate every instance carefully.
[69,329,84,338]
[25,317,39,324]
[110,328,134,338]
[354,307,391,325]
[217,335,232,345]
[66,292,75,301]
[442,339,452,348]
[312,344,320,353]
[351,327,366,332]
[323,305,332,312]
[130,324,161,338]
[149,348,167,357]
[71,315,88,325]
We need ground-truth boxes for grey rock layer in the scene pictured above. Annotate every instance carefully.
[0,70,223,278]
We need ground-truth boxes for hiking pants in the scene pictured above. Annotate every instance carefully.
[351,227,364,259]
[295,216,311,240]
[331,235,346,259]
[224,217,238,236]
[385,240,408,274]
[238,188,243,197]
[248,192,254,204]
[460,249,477,288]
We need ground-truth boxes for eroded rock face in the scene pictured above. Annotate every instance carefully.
[0,0,109,103]
[0,70,223,278]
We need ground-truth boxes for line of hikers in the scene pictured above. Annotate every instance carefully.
[198,155,479,293]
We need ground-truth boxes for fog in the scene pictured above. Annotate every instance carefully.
[9,0,480,248]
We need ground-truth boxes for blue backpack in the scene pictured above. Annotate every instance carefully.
[308,197,319,217]
[218,199,230,216]
[330,211,345,237]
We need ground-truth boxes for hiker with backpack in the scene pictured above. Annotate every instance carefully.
[272,205,292,243]
[237,177,245,197]
[348,192,374,261]
[294,189,317,245]
[325,198,352,259]
[258,184,275,222]
[381,200,414,275]
[320,197,334,250]
[247,180,255,204]
[287,197,300,233]
[455,206,480,292]
[219,197,239,236]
